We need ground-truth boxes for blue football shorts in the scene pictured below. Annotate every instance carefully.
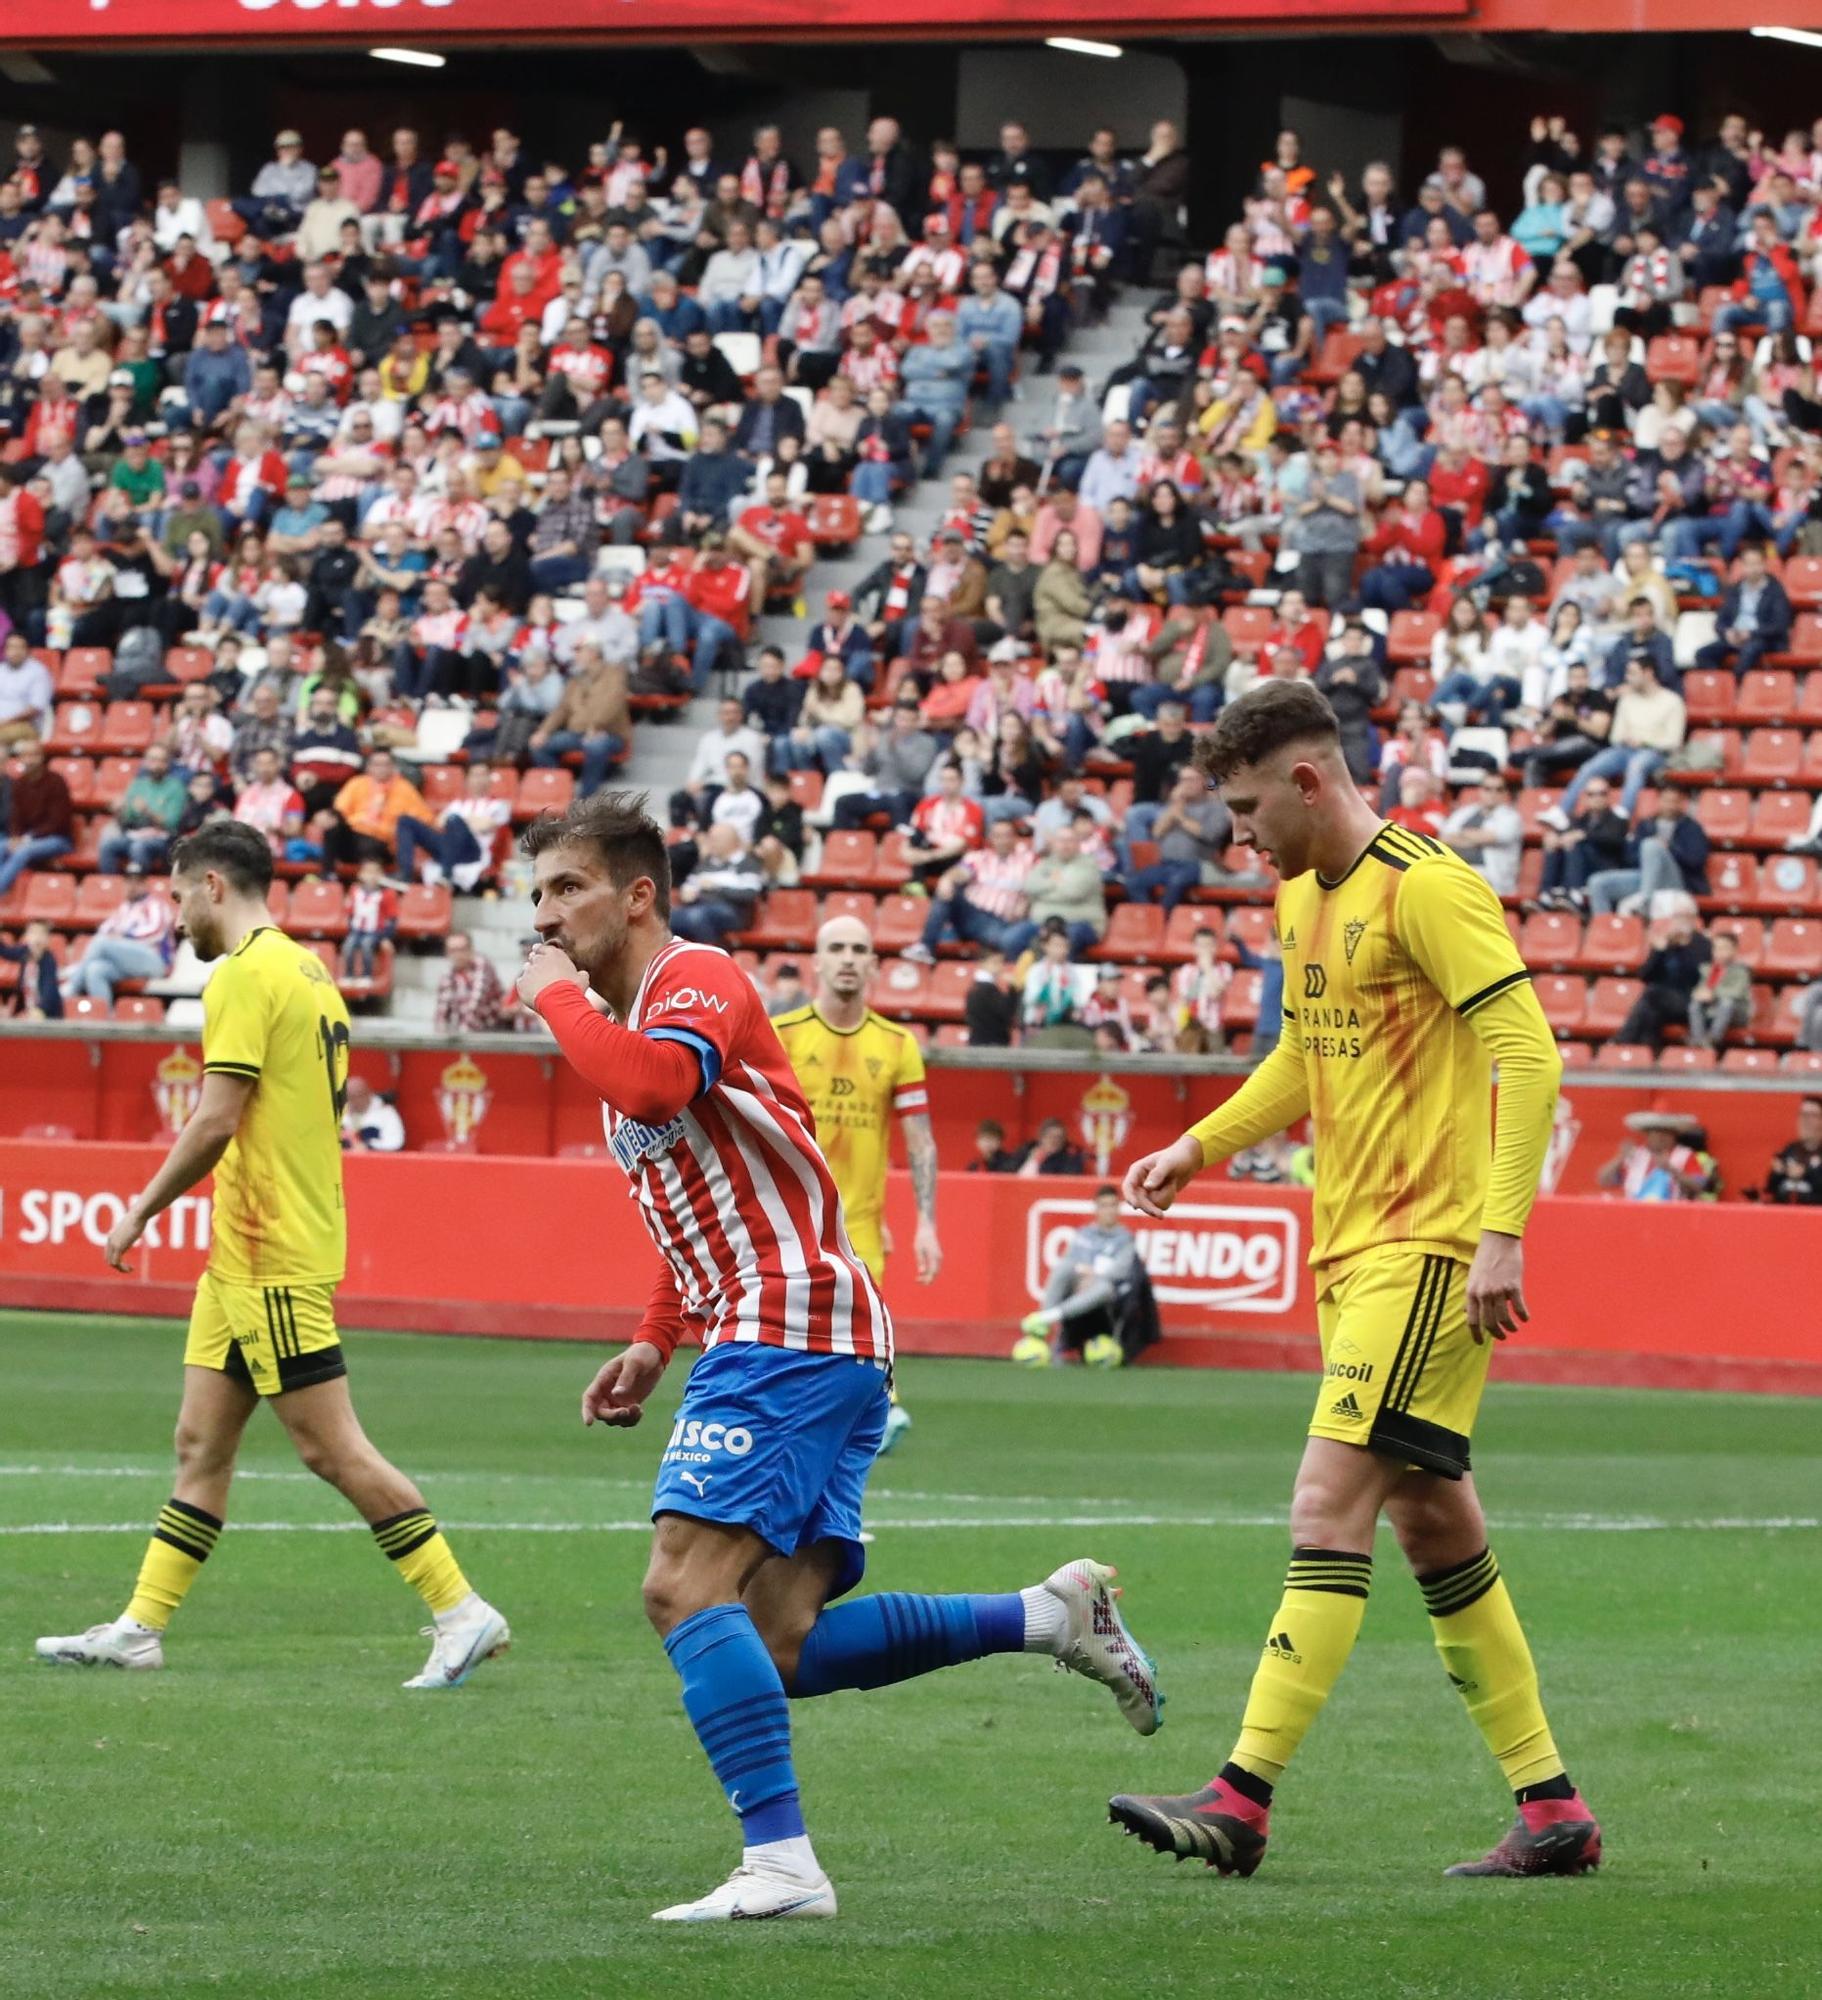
[650,1342,890,1598]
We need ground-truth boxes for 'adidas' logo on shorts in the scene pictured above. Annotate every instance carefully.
[1329,1390,1365,1420]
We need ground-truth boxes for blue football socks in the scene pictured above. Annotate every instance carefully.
[664,1603,806,1845]
[790,1592,1027,1696]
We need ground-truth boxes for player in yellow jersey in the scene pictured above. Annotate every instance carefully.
[773,914,941,1454]
[1108,681,1601,1882]
[34,822,509,1690]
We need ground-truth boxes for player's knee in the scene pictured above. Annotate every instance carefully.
[1288,1470,1374,1550]
[641,1557,692,1637]
[1389,1483,1483,1572]
[173,1417,235,1480]
[288,1425,345,1486]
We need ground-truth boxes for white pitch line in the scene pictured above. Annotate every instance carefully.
[0,1514,1815,1538]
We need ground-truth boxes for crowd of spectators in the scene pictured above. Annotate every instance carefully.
[6,93,1822,1124]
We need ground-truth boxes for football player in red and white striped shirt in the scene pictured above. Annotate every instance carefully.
[514,794,1161,1922]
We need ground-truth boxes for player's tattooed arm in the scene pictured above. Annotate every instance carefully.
[903,1112,943,1282]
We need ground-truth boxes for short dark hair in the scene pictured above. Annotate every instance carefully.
[977,1118,1004,1141]
[170,819,273,896]
[1196,679,1340,786]
[520,788,672,919]
[1095,1183,1119,1200]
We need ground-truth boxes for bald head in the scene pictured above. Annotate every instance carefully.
[813,915,875,1005]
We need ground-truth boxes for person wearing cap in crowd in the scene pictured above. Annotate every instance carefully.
[237,129,317,239]
[1641,114,1691,221]
[1598,1110,1709,1201]
[104,425,166,518]
[801,587,876,686]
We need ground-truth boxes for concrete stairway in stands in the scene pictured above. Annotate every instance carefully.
[617,282,1158,804]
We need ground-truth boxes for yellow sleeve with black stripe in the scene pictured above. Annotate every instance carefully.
[1396,855,1562,1239]
[202,953,271,1080]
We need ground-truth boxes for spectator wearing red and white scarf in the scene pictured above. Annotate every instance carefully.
[425,382,500,446]
[839,322,900,398]
[234,747,306,853]
[899,222,966,296]
[218,427,289,528]
[739,129,797,220]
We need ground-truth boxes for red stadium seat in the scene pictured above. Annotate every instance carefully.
[302,939,340,980]
[90,756,138,809]
[114,995,166,1024]
[869,957,927,1021]
[71,873,128,930]
[1222,606,1274,657]
[164,646,215,685]
[806,495,863,548]
[1092,901,1166,963]
[99,702,156,753]
[738,889,817,951]
[1556,1040,1594,1068]
[1388,666,1435,709]
[20,874,76,925]
[819,890,875,928]
[1219,968,1263,1035]
[1748,792,1811,847]
[1645,333,1702,384]
[923,961,975,1022]
[872,895,928,955]
[1764,918,1822,976]
[1518,910,1581,971]
[1305,327,1366,386]
[786,769,824,812]
[1736,672,1797,724]
[204,197,245,245]
[420,764,466,811]
[48,756,94,808]
[804,830,875,889]
[64,994,113,1022]
[1680,671,1735,725]
[1693,789,1751,843]
[514,768,575,822]
[287,879,348,938]
[1585,977,1641,1037]
[58,648,110,696]
[1595,1041,1654,1068]
[1741,729,1802,785]
[872,831,915,889]
[1657,1045,1718,1070]
[1754,852,1818,910]
[1385,612,1440,664]
[1780,556,1822,608]
[1781,611,1822,663]
[1533,974,1588,1037]
[1721,1047,1780,1072]
[1705,850,1758,908]
[1225,906,1275,955]
[44,702,103,755]
[1710,916,1764,968]
[1782,1049,1822,1073]
[394,884,453,941]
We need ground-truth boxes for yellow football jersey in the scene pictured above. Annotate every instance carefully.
[201,925,349,1287]
[772,1003,928,1242]
[1259,821,1552,1282]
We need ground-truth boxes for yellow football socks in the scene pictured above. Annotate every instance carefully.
[1420,1547,1565,1791]
[370,1508,471,1616]
[125,1499,223,1630]
[1230,1547,1373,1784]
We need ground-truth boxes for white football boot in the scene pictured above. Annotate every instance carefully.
[35,1617,164,1670]
[875,1401,913,1456]
[652,1862,838,1923]
[1039,1558,1164,1735]
[401,1592,511,1690]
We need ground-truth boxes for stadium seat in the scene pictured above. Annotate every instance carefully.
[63,994,112,1022]
[1737,672,1797,724]
[44,702,103,755]
[48,756,94,808]
[71,873,128,930]
[164,646,214,685]
[932,1023,972,1048]
[1764,918,1822,977]
[1782,1049,1822,1073]
[420,764,466,811]
[1748,791,1811,846]
[1803,732,1822,781]
[114,995,166,1024]
[1754,852,1818,910]
[1781,555,1822,608]
[1092,901,1166,963]
[1682,726,1739,778]
[1680,670,1735,725]
[395,883,453,941]
[1742,728,1802,785]
[1585,976,1642,1036]
[57,648,109,696]
[1222,606,1274,656]
[1385,611,1441,665]
[1780,611,1822,664]
[1658,1045,1718,1070]
[1160,904,1215,962]
[89,756,138,810]
[1387,666,1435,709]
[287,879,348,938]
[871,831,915,890]
[739,888,817,951]
[923,961,975,1022]
[1721,1046,1780,1072]
[1584,912,1656,972]
[869,957,927,1021]
[1645,333,1702,384]
[1533,974,1588,1037]
[1595,1041,1654,1068]
[204,197,245,245]
[265,880,291,924]
[1305,327,1366,385]
[20,874,76,925]
[1220,968,1263,1036]
[64,818,106,871]
[514,767,576,821]
[806,495,863,548]
[872,895,928,955]
[1705,850,1758,908]
[819,890,874,928]
[1519,910,1582,971]
[1693,789,1751,843]
[99,702,156,753]
[805,830,875,889]
[787,769,823,812]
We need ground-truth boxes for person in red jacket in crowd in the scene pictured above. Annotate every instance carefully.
[730,468,814,619]
[496,217,562,313]
[687,536,753,642]
[1430,440,1491,541]
[21,372,79,464]
[0,463,47,633]
[1357,477,1449,613]
[1259,585,1326,675]
[480,261,545,350]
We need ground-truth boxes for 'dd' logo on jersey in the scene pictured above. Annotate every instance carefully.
[1303,963,1327,999]
[1343,918,1368,964]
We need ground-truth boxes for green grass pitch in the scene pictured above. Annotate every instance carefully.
[2,1310,1818,2000]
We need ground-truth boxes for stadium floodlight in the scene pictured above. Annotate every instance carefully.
[370,46,447,67]
[1044,35,1124,56]
[1749,24,1822,48]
